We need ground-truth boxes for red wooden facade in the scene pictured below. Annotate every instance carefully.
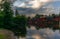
[28,16,60,28]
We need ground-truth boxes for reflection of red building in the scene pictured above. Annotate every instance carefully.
[28,16,60,28]
[53,16,60,28]
[53,16,60,21]
[34,18,47,28]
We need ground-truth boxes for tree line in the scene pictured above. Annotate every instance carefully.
[28,14,60,30]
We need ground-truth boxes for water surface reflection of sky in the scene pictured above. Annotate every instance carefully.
[27,27,60,39]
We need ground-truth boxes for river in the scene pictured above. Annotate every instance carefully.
[15,26,60,39]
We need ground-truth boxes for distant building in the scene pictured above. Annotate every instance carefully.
[28,15,60,28]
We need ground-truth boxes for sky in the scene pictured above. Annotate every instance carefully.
[13,0,60,15]
[13,0,51,8]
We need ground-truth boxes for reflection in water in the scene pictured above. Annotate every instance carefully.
[26,26,60,39]
[17,26,60,39]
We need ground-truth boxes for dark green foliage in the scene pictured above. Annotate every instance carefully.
[0,1,27,39]
[0,11,4,28]
[2,1,13,30]
[1,1,27,38]
[12,15,27,37]
[35,26,40,30]
[35,14,41,18]
[15,9,19,16]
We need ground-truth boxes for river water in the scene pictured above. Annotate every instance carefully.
[16,26,60,39]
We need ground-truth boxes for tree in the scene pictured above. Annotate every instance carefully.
[27,17,31,28]
[52,14,56,18]
[35,14,41,18]
[59,13,60,16]
[12,15,27,39]
[2,0,13,30]
[15,9,19,16]
[2,1,27,39]
[0,10,4,28]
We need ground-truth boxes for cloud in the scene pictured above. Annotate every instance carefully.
[12,0,60,16]
[13,0,51,9]
[53,0,60,1]
[13,0,49,14]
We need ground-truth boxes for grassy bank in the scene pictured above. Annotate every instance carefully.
[0,33,6,39]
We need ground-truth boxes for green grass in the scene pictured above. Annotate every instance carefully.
[0,29,8,39]
[0,34,6,39]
